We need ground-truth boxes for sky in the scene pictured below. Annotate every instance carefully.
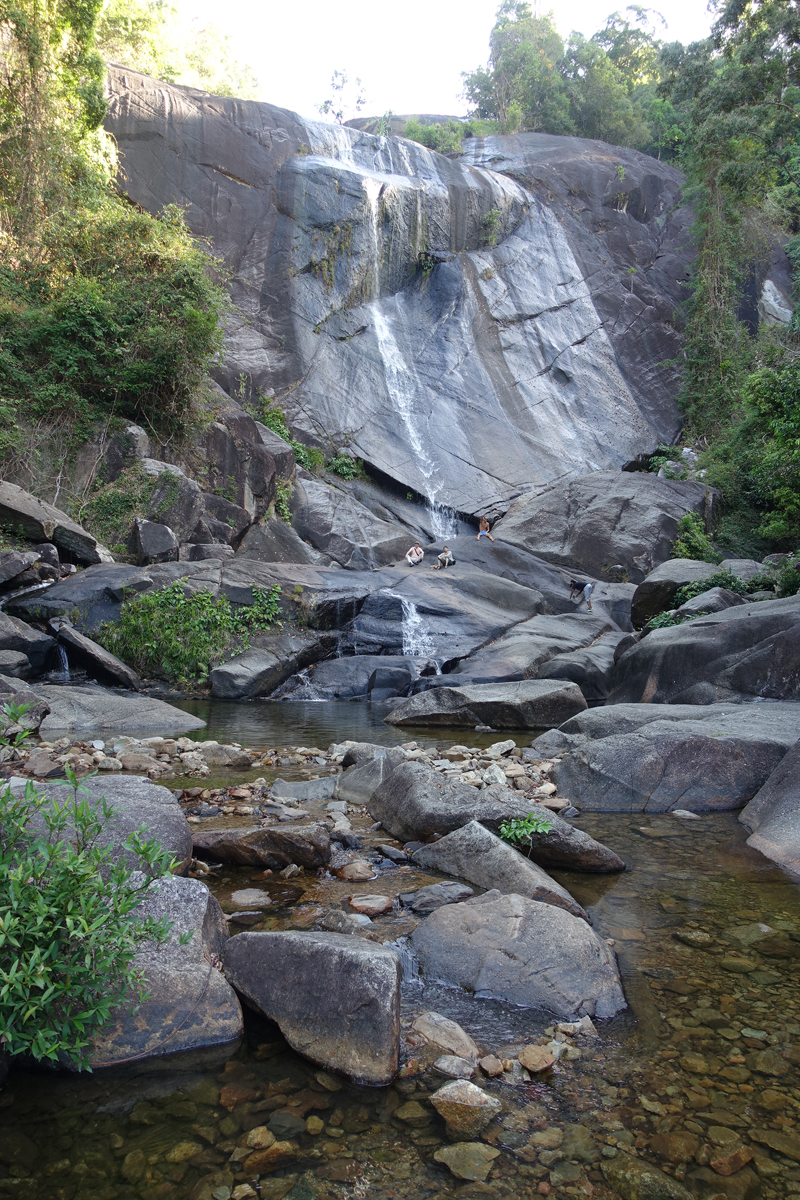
[180,0,716,120]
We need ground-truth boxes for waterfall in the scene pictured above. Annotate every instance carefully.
[385,936,420,983]
[362,177,382,300]
[57,645,70,680]
[372,304,458,539]
[383,590,435,657]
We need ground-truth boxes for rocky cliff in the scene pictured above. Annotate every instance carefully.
[105,68,691,522]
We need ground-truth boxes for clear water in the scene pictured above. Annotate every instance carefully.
[4,717,800,1200]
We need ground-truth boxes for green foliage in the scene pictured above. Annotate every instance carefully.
[775,555,800,598]
[403,118,465,155]
[645,610,700,630]
[0,771,175,1066]
[0,701,35,750]
[498,812,553,848]
[274,479,293,523]
[673,569,750,607]
[326,453,363,479]
[96,580,283,683]
[260,399,324,474]
[81,462,156,547]
[670,514,722,563]
[649,444,688,479]
[482,209,502,247]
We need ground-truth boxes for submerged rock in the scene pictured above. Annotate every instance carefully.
[433,1142,500,1183]
[411,889,626,1018]
[411,821,587,919]
[384,679,587,728]
[221,931,401,1084]
[410,1012,480,1061]
[192,823,330,870]
[601,1150,694,1200]
[430,1079,502,1139]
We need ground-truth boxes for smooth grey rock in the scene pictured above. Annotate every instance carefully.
[236,516,327,565]
[451,612,622,684]
[385,680,587,728]
[142,459,206,542]
[209,630,338,699]
[0,650,32,678]
[558,701,800,744]
[336,755,402,806]
[0,481,114,565]
[631,559,722,627]
[536,631,628,703]
[13,774,193,872]
[196,492,252,545]
[51,622,140,689]
[91,875,242,1067]
[291,471,412,570]
[341,742,407,770]
[0,611,54,671]
[283,655,428,700]
[479,787,626,873]
[33,684,205,734]
[411,822,587,918]
[609,595,800,704]
[192,823,330,870]
[271,776,337,802]
[182,542,234,561]
[740,738,800,879]
[253,421,295,479]
[719,558,763,582]
[411,889,626,1018]
[0,549,42,587]
[676,586,746,616]
[494,471,718,584]
[128,518,178,565]
[221,931,401,1084]
[402,881,475,914]
[0,674,49,732]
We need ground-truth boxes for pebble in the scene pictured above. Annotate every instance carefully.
[430,1079,502,1139]
[434,1055,476,1079]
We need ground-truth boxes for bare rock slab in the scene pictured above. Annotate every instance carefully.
[221,931,401,1084]
[33,684,205,734]
[51,621,141,690]
[0,481,114,565]
[411,889,626,1019]
[192,824,330,871]
[740,737,800,879]
[91,875,243,1067]
[384,680,587,729]
[411,821,587,919]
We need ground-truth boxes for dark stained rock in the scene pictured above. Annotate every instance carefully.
[0,611,54,671]
[411,889,626,1018]
[384,680,587,728]
[740,737,800,878]
[450,612,623,684]
[33,684,206,734]
[7,562,155,630]
[291,471,412,570]
[192,823,331,870]
[253,421,295,479]
[494,472,719,585]
[283,655,430,700]
[143,460,206,542]
[221,931,401,1084]
[0,481,114,565]
[201,409,276,522]
[536,631,629,703]
[0,549,42,587]
[0,650,32,678]
[411,822,587,918]
[183,542,234,561]
[128,518,178,565]
[609,596,800,704]
[0,675,49,735]
[195,493,252,546]
[91,875,242,1067]
[50,621,140,689]
[631,559,724,627]
[209,631,338,699]
[236,517,328,565]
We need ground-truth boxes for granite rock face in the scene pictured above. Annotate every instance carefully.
[740,738,800,879]
[221,931,401,1084]
[104,70,693,517]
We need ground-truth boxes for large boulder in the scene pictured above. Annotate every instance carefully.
[200,409,277,522]
[0,611,54,673]
[609,595,800,704]
[631,559,722,627]
[552,704,800,813]
[50,621,140,689]
[494,472,718,584]
[0,549,42,588]
[280,654,432,700]
[739,738,800,878]
[676,586,746,616]
[128,518,178,565]
[142,460,206,542]
[448,612,622,684]
[337,749,406,806]
[536,631,629,703]
[209,630,338,699]
[91,875,243,1067]
[192,823,331,870]
[253,421,295,479]
[221,931,401,1084]
[384,680,587,728]
[194,492,252,546]
[291,471,412,570]
[32,684,206,734]
[411,889,626,1019]
[411,822,587,919]
[0,481,114,565]
[236,517,328,565]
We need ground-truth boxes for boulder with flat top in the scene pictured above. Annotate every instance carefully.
[384,680,587,728]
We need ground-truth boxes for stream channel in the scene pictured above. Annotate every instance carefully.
[2,700,800,1200]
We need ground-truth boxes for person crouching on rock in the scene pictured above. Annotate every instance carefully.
[406,542,424,566]
[569,579,594,610]
[476,515,495,541]
[432,546,455,570]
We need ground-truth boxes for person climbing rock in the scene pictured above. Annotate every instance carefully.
[569,579,594,610]
[406,542,424,566]
[476,515,495,541]
[432,546,455,570]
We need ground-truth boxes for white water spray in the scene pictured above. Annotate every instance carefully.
[383,589,435,657]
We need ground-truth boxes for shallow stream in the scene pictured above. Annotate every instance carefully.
[3,711,800,1200]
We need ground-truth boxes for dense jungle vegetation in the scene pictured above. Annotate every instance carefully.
[412,0,800,558]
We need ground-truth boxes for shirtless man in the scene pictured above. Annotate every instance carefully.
[405,542,424,566]
[476,515,495,542]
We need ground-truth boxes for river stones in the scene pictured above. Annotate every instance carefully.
[433,1142,500,1182]
[384,679,587,728]
[411,889,626,1019]
[602,1150,694,1200]
[411,821,587,918]
[411,1012,480,1061]
[429,1079,501,1139]
[90,875,243,1068]
[221,931,401,1085]
[192,823,330,870]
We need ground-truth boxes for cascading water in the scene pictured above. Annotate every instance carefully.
[372,304,457,539]
[56,644,70,681]
[362,177,383,301]
[383,590,435,657]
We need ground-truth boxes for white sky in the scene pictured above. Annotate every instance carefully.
[179,0,716,120]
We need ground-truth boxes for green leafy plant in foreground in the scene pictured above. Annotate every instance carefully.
[0,701,35,750]
[96,581,283,683]
[0,769,175,1066]
[499,813,553,849]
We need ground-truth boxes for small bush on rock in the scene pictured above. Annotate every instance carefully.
[673,569,749,607]
[0,771,175,1067]
[670,513,721,563]
[499,813,552,848]
[260,399,324,473]
[326,453,363,479]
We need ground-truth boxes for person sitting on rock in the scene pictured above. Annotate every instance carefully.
[406,542,424,566]
[476,515,495,541]
[432,546,455,570]
[569,579,594,610]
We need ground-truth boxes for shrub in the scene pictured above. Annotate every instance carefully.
[260,399,324,473]
[672,569,749,607]
[274,479,293,523]
[644,610,701,631]
[326,453,363,479]
[482,208,502,248]
[649,444,687,479]
[670,513,722,563]
[81,462,157,547]
[775,556,800,598]
[403,118,465,155]
[0,771,175,1066]
[96,580,282,683]
[498,813,552,848]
